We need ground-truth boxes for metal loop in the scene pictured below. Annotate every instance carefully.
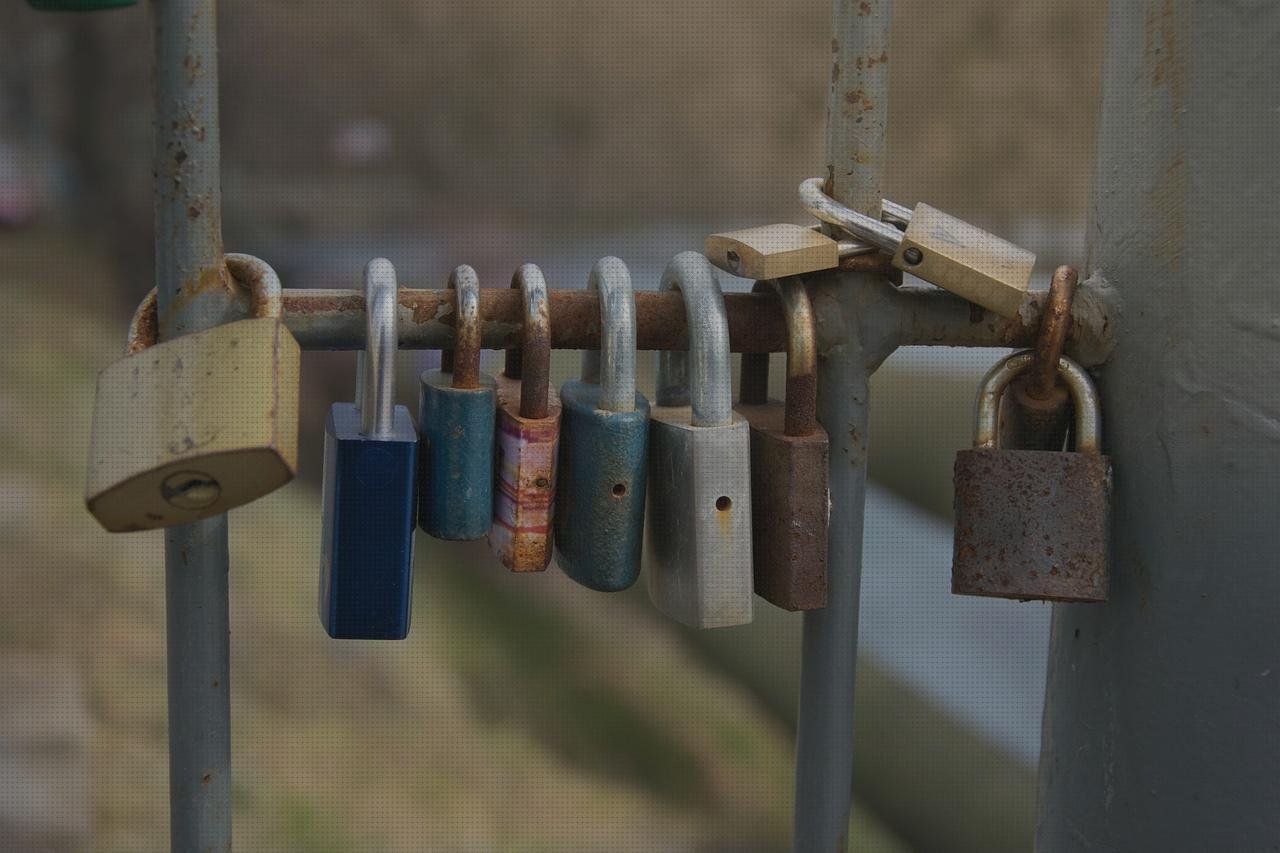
[799,177,902,253]
[580,256,636,413]
[975,351,1101,453]
[125,253,283,354]
[511,263,551,420]
[443,265,483,390]
[737,279,819,437]
[360,258,399,439]
[656,252,733,427]
[1027,265,1079,400]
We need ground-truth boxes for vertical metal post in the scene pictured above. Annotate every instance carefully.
[151,0,236,849]
[1038,2,1280,849]
[795,1,892,849]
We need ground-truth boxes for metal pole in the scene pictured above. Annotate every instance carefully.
[151,0,235,849]
[795,0,892,849]
[1038,2,1280,849]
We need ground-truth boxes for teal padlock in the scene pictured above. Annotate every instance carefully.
[27,0,136,10]
[553,257,650,591]
[417,265,497,540]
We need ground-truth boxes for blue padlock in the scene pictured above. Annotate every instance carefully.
[553,257,650,591]
[319,259,419,640]
[417,265,497,540]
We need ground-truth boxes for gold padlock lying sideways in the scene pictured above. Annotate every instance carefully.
[85,254,300,532]
[798,178,1034,317]
[704,223,874,281]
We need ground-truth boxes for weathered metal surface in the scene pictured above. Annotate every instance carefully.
[489,264,560,572]
[705,224,840,280]
[998,266,1079,451]
[738,279,829,612]
[646,252,753,628]
[418,266,496,541]
[555,257,649,592]
[952,448,1109,602]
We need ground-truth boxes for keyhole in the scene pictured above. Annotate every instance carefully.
[161,471,222,509]
[903,247,924,266]
[612,483,627,497]
[715,496,732,512]
[726,250,742,274]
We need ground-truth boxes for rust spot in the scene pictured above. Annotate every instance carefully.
[831,63,841,83]
[187,206,201,220]
[858,1,872,14]
[201,774,212,785]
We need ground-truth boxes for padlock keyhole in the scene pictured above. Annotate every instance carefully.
[612,483,627,497]
[715,496,732,511]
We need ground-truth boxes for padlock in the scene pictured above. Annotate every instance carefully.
[800,177,1035,318]
[319,259,419,640]
[735,278,829,611]
[704,224,879,280]
[553,257,650,592]
[417,265,497,541]
[489,264,561,572]
[952,350,1110,602]
[645,251,753,628]
[85,253,300,532]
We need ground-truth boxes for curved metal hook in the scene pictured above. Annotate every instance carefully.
[580,256,636,413]
[442,265,482,390]
[799,177,901,252]
[738,278,819,436]
[360,258,399,439]
[656,252,733,427]
[511,264,551,419]
[125,253,283,354]
[975,350,1101,453]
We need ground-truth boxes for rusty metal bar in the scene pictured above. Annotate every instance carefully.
[150,0,234,850]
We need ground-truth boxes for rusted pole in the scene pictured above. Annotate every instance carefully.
[795,0,893,849]
[150,0,234,849]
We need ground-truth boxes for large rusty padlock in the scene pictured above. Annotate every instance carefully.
[735,278,829,611]
[952,350,1110,602]
[489,264,561,572]
[85,254,300,532]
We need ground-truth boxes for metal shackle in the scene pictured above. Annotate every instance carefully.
[656,251,733,428]
[358,258,399,440]
[441,264,483,390]
[798,177,902,253]
[505,263,552,420]
[739,278,819,437]
[579,256,637,413]
[975,350,1101,453]
[125,253,284,354]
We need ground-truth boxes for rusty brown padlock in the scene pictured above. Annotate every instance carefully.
[735,278,830,611]
[952,350,1110,602]
[489,264,561,572]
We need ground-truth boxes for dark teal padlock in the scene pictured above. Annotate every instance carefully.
[417,265,497,540]
[27,0,136,10]
[553,257,650,591]
[319,259,419,640]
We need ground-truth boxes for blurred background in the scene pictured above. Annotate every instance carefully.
[0,1,1105,850]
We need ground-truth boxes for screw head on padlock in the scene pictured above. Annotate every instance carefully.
[489,264,562,572]
[417,265,497,541]
[554,257,650,592]
[319,259,419,640]
[85,254,300,532]
[952,351,1111,603]
[735,278,830,611]
[645,252,753,628]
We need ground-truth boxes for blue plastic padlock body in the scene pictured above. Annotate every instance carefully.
[417,369,497,541]
[319,403,419,640]
[553,380,650,592]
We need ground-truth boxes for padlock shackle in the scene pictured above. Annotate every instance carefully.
[799,177,902,253]
[125,253,283,354]
[975,350,1101,453]
[511,264,552,420]
[580,256,637,413]
[360,258,399,439]
[738,279,820,437]
[656,252,733,428]
[442,265,482,390]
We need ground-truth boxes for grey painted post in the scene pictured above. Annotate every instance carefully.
[794,0,892,849]
[151,0,236,848]
[1037,2,1280,849]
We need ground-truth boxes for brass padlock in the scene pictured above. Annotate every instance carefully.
[800,178,1034,317]
[735,278,829,611]
[703,224,877,280]
[952,351,1110,602]
[85,254,300,532]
